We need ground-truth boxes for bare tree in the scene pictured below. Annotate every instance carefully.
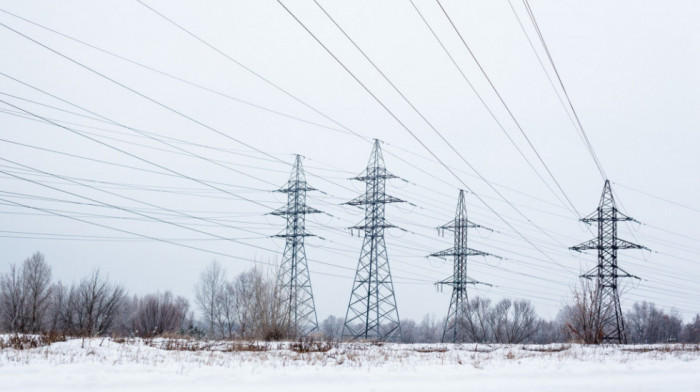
[320,315,344,341]
[563,279,608,344]
[216,281,239,339]
[626,302,682,343]
[194,261,226,336]
[459,297,492,343]
[0,263,25,332]
[682,314,700,343]
[60,270,126,336]
[228,267,287,340]
[489,299,537,343]
[416,314,442,343]
[531,318,567,344]
[131,292,189,337]
[401,319,417,343]
[0,252,53,333]
[193,263,287,340]
[22,252,53,332]
[47,281,67,332]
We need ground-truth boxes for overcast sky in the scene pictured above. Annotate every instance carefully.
[1,0,699,322]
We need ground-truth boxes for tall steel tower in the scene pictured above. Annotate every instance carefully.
[342,140,403,341]
[272,155,320,337]
[430,190,497,343]
[570,180,644,344]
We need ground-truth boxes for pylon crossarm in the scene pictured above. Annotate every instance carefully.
[270,206,322,216]
[469,220,494,232]
[429,247,494,259]
[437,277,490,287]
[382,195,405,204]
[437,220,481,231]
[477,250,502,260]
[351,168,399,182]
[276,185,317,193]
[273,233,316,238]
[615,238,648,250]
[616,266,641,280]
[579,209,599,224]
[613,208,638,223]
[580,265,599,279]
[348,223,397,232]
[570,238,598,252]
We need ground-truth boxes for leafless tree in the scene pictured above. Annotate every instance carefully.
[0,252,53,333]
[320,315,344,341]
[563,279,608,344]
[22,252,53,332]
[416,314,443,343]
[682,314,700,343]
[194,261,226,336]
[625,301,682,343]
[489,299,538,343]
[131,292,189,337]
[60,270,126,336]
[0,263,25,332]
[46,281,67,332]
[401,319,417,343]
[215,281,238,339]
[531,318,567,344]
[231,267,287,340]
[192,263,287,340]
[459,297,493,343]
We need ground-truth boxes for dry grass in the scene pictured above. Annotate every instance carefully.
[143,338,269,352]
[522,345,571,353]
[0,332,66,350]
[289,339,336,353]
[3,334,700,370]
[621,344,700,353]
[413,347,449,353]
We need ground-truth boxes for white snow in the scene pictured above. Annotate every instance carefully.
[1,336,699,391]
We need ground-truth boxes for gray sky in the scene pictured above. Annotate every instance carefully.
[1,0,699,322]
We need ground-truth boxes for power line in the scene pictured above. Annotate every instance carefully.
[520,0,607,180]
[504,0,594,164]
[614,181,700,214]
[407,0,578,219]
[433,0,583,219]
[277,0,576,275]
[0,8,355,139]
[0,21,288,168]
[8,0,585,249]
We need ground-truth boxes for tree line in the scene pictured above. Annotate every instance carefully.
[1,252,699,344]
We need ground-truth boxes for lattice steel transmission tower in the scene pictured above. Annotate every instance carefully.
[342,140,403,342]
[272,155,320,337]
[429,190,497,343]
[570,180,645,344]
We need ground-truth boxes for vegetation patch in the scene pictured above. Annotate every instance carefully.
[522,345,571,353]
[0,332,66,350]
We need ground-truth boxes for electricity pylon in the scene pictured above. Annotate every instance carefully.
[272,155,319,337]
[429,190,497,343]
[570,179,645,344]
[342,140,403,342]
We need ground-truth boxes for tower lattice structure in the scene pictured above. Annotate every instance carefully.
[570,180,645,344]
[342,140,403,342]
[429,190,497,343]
[272,155,320,337]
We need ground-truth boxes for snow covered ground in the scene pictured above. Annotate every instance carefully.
[1,336,699,391]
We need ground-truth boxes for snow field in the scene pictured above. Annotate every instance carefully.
[1,337,699,391]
